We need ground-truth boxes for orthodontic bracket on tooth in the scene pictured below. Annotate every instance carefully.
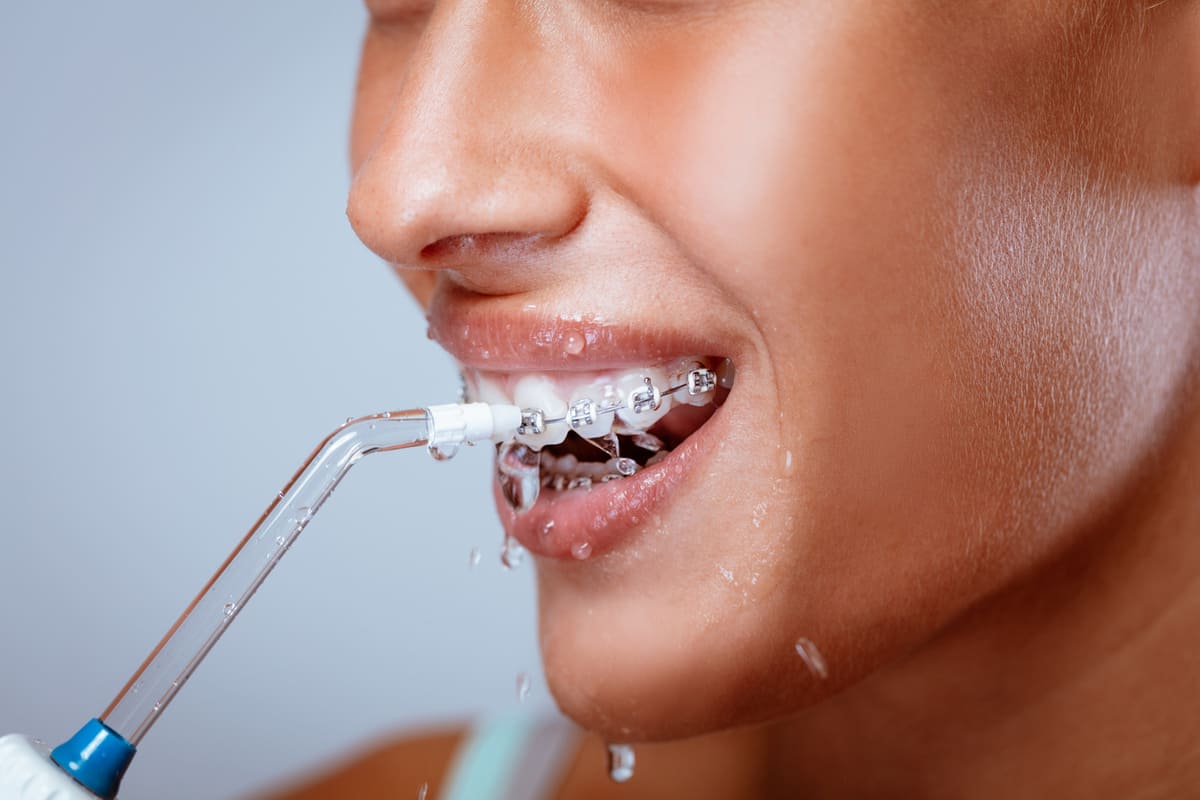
[523,367,718,433]
[519,408,546,436]
[629,376,662,414]
[687,367,717,396]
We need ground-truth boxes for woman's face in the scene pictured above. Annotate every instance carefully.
[348,1,1199,740]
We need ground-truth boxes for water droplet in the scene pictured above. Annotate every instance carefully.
[608,457,638,477]
[607,743,636,783]
[500,536,527,570]
[429,442,460,461]
[783,449,794,473]
[539,520,556,540]
[564,330,586,356]
[497,442,541,513]
[223,602,237,617]
[382,411,391,418]
[275,535,286,546]
[152,702,162,713]
[516,672,531,703]
[417,782,428,800]
[794,637,829,680]
[345,417,354,425]
[571,541,592,560]
[469,546,481,568]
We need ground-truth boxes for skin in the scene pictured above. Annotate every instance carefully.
[345,0,1200,795]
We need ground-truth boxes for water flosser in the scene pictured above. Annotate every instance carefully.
[0,403,522,800]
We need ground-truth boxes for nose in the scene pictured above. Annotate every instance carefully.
[346,2,590,291]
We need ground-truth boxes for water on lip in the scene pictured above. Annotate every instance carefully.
[794,637,829,680]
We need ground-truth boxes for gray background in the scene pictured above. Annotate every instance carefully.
[0,4,550,798]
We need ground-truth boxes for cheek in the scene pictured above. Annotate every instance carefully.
[597,2,1194,699]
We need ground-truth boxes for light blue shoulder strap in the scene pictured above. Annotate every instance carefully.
[440,714,579,800]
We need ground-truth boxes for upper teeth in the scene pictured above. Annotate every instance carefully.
[464,357,727,450]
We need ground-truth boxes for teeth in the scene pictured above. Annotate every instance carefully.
[463,356,726,451]
[513,375,569,450]
[615,369,672,430]
[630,432,665,453]
[567,382,618,439]
[716,358,735,390]
[670,359,711,408]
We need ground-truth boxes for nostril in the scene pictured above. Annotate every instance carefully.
[420,231,545,263]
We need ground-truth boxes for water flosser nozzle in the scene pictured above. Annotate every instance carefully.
[0,403,521,800]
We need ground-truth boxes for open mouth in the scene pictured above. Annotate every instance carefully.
[464,356,734,492]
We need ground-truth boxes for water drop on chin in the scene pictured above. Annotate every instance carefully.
[417,782,428,800]
[571,540,592,560]
[497,441,541,513]
[606,743,636,783]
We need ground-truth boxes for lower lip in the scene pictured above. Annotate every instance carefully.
[494,402,729,560]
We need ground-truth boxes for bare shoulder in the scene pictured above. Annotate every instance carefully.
[253,726,464,800]
[252,721,767,800]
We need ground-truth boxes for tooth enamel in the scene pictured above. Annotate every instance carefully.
[513,375,569,450]
[646,450,671,467]
[462,355,729,451]
[716,358,736,389]
[567,383,616,439]
[671,359,713,407]
[630,432,665,453]
[473,373,510,406]
[615,370,672,430]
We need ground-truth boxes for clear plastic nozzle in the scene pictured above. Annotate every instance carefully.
[99,403,520,747]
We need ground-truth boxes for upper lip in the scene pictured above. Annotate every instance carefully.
[426,282,737,372]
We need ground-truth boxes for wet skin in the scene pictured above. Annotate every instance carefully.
[346,1,1200,795]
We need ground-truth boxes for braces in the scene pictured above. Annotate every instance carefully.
[515,367,717,437]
